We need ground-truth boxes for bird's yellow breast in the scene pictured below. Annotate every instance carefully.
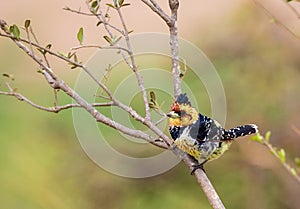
[175,137,201,160]
[169,118,182,126]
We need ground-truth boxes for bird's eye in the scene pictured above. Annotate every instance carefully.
[180,110,187,116]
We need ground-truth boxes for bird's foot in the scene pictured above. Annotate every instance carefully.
[190,162,206,175]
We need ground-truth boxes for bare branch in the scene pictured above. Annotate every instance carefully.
[0,19,168,149]
[0,89,114,113]
[190,163,226,209]
[140,0,172,25]
[168,0,181,97]
[140,1,225,208]
[0,85,161,149]
[141,0,181,97]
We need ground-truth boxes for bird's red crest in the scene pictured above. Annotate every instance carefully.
[171,102,180,112]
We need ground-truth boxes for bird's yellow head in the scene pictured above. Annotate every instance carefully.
[167,93,199,127]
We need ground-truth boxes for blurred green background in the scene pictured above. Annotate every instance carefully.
[1,1,300,209]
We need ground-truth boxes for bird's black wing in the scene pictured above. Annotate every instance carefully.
[189,114,211,143]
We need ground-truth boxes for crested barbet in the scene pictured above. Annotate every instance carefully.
[166,93,258,174]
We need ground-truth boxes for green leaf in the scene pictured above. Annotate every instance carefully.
[37,69,43,74]
[70,65,78,69]
[265,131,271,142]
[57,51,68,58]
[3,25,10,34]
[121,3,130,7]
[45,44,52,50]
[74,54,78,63]
[277,148,286,163]
[90,1,99,13]
[37,48,45,55]
[287,0,293,2]
[269,18,276,24]
[113,0,118,6]
[103,35,112,44]
[67,52,76,59]
[250,133,263,144]
[119,0,124,6]
[96,21,103,26]
[270,148,276,156]
[10,24,20,40]
[91,1,98,8]
[112,36,122,45]
[37,44,51,55]
[291,168,297,177]
[106,3,115,8]
[150,91,156,101]
[77,27,84,45]
[2,73,14,80]
[24,19,31,29]
[149,91,159,109]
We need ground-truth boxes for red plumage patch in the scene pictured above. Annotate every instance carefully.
[171,102,180,112]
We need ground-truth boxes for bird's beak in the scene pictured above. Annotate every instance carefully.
[166,111,180,118]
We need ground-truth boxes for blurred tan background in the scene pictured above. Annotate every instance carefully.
[1,0,300,209]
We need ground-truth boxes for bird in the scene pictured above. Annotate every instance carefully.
[166,93,258,174]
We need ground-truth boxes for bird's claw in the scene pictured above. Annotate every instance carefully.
[190,163,206,175]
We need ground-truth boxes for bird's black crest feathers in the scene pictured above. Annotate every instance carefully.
[176,93,191,105]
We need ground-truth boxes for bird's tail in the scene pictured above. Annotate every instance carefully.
[225,124,258,139]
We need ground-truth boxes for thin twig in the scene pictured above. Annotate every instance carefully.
[63,6,95,16]
[266,145,300,183]
[84,2,152,123]
[71,44,130,53]
[66,4,123,34]
[140,0,181,96]
[0,90,114,113]
[154,115,167,126]
[28,25,51,67]
[253,0,300,41]
[0,31,116,99]
[0,19,168,149]
[253,132,300,183]
[85,0,133,69]
[116,6,151,122]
